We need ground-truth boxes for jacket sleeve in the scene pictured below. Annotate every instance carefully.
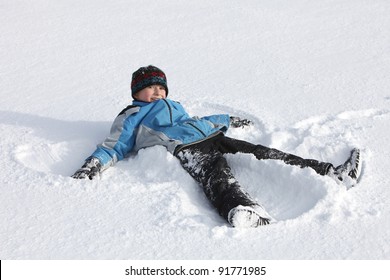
[89,106,140,171]
[200,114,230,132]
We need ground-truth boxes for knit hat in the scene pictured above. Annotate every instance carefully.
[131,65,168,98]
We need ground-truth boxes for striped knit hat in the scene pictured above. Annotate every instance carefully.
[131,65,168,98]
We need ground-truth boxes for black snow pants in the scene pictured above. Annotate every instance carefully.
[175,133,332,221]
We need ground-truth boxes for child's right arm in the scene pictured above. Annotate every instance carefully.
[72,105,141,180]
[71,157,101,180]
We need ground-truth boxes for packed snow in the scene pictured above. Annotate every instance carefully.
[1,0,389,259]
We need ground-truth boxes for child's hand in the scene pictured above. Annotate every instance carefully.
[230,116,253,128]
[71,157,102,180]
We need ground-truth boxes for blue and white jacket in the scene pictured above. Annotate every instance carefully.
[91,99,230,170]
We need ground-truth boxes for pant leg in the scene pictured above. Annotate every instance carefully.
[216,136,333,175]
[175,143,258,221]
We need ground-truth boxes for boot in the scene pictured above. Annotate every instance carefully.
[329,148,362,188]
[228,205,274,228]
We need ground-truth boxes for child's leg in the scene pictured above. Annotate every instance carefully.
[176,145,259,221]
[217,136,332,176]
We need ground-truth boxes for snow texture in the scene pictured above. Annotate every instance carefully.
[1,0,390,259]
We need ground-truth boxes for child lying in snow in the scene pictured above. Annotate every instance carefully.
[72,65,362,228]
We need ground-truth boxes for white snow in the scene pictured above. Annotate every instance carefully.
[1,0,390,260]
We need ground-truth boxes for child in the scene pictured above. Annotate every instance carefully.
[72,65,362,228]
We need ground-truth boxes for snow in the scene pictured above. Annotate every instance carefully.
[1,0,390,260]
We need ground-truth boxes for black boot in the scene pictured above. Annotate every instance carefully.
[328,148,362,188]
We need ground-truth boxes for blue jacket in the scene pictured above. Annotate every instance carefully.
[91,99,230,170]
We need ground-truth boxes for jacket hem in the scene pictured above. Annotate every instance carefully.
[173,131,224,156]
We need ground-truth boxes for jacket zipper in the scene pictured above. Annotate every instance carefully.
[161,99,214,155]
[162,99,206,138]
[162,99,173,125]
[187,122,207,137]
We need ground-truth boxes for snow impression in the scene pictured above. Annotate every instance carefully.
[1,0,390,259]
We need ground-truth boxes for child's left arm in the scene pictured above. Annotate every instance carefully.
[201,114,253,129]
[201,114,231,131]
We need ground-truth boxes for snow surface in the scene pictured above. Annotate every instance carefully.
[1,0,390,259]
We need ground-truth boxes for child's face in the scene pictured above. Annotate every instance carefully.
[134,85,167,103]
